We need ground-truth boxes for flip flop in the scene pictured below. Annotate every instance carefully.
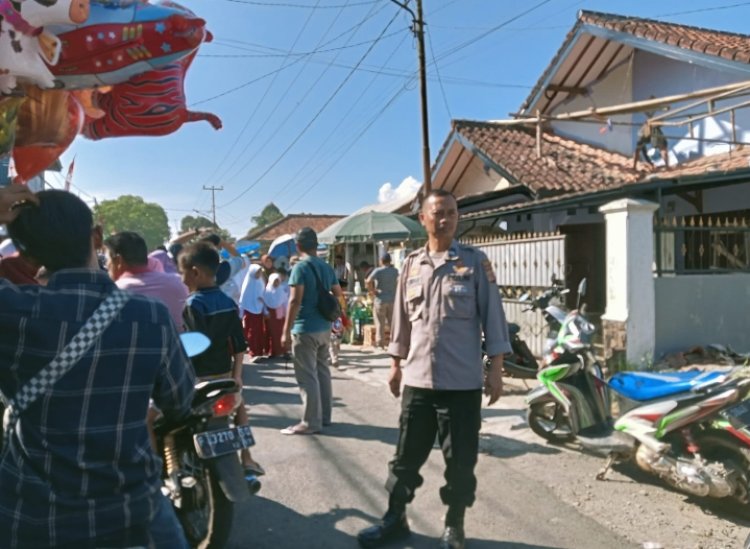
[280,424,319,435]
[244,462,266,477]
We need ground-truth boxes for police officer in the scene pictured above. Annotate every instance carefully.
[357,189,511,549]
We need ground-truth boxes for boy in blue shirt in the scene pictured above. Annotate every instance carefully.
[179,242,264,475]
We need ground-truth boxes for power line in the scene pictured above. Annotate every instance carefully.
[217,0,389,186]
[218,9,402,207]
[267,32,410,204]
[207,0,324,186]
[198,29,404,58]
[655,1,750,17]
[426,28,451,119]
[222,0,379,7]
[285,84,408,210]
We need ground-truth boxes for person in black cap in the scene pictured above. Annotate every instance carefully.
[366,252,399,349]
[281,227,343,434]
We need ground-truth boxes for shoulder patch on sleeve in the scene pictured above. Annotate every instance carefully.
[481,259,496,283]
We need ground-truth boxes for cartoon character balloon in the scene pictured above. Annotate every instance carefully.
[83,49,220,139]
[0,0,90,93]
[49,0,211,89]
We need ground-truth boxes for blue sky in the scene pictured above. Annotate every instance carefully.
[56,0,750,237]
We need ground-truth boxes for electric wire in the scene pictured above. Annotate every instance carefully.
[266,31,410,205]
[209,0,324,184]
[655,2,750,17]
[217,0,390,187]
[217,9,402,207]
[426,27,451,119]
[222,0,379,7]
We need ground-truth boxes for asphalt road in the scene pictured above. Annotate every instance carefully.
[227,356,633,549]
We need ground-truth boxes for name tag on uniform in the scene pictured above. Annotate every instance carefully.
[406,277,422,300]
[448,284,470,296]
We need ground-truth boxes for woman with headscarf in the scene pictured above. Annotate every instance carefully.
[239,264,266,357]
[263,273,287,357]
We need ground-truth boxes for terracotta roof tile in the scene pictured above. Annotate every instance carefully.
[579,11,750,65]
[244,214,345,241]
[453,120,646,196]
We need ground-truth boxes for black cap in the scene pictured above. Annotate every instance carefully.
[295,227,318,250]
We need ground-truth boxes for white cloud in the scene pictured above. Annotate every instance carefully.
[377,176,421,203]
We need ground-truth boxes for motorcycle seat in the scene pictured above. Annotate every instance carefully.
[193,378,239,407]
[608,369,727,401]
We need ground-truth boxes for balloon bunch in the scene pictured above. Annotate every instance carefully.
[0,0,220,184]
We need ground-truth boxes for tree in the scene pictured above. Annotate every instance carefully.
[178,215,234,243]
[94,195,170,251]
[180,214,217,233]
[251,203,283,230]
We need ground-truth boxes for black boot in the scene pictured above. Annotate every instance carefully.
[357,499,410,548]
[439,506,465,549]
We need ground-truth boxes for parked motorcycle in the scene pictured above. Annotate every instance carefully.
[485,276,569,379]
[156,333,258,548]
[525,284,750,514]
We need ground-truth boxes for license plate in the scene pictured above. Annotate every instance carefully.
[193,425,255,459]
[723,400,750,430]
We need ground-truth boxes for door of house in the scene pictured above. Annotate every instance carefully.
[560,223,606,314]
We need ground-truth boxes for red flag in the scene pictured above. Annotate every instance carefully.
[64,157,76,191]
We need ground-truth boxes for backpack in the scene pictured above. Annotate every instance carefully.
[308,261,341,322]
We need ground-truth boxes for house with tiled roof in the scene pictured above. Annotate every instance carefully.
[435,10,750,363]
[243,213,345,253]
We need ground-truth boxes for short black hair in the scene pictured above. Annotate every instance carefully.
[104,231,148,266]
[179,242,220,275]
[199,233,221,247]
[423,188,455,203]
[295,227,318,253]
[8,190,93,272]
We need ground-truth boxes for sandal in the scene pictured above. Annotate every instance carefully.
[280,423,319,435]
[243,461,266,477]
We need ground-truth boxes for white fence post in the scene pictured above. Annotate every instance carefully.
[600,199,659,369]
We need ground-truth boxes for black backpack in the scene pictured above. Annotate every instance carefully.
[308,261,341,322]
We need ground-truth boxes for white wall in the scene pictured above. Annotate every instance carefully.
[655,274,750,356]
[550,60,635,155]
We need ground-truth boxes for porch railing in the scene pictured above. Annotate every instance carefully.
[655,215,750,275]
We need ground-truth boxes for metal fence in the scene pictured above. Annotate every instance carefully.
[461,231,566,356]
[655,215,750,275]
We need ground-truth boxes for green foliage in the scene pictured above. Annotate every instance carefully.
[178,215,234,244]
[94,195,170,251]
[180,215,217,233]
[251,202,283,230]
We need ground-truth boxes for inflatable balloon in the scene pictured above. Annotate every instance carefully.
[50,0,211,90]
[16,87,75,147]
[0,96,26,157]
[83,49,220,139]
[0,0,90,93]
[12,92,84,182]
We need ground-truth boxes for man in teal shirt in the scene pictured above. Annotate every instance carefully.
[281,228,343,435]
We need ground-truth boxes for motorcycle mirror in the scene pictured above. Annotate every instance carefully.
[180,332,211,358]
[576,278,587,310]
[578,278,587,298]
[519,292,530,302]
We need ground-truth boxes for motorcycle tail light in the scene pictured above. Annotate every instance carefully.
[212,393,240,417]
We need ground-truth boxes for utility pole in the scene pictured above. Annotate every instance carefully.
[202,185,223,226]
[389,0,431,195]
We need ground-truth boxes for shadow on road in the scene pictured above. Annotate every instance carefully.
[231,497,368,548]
[480,432,561,458]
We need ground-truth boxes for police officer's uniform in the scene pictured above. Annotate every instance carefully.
[386,240,511,509]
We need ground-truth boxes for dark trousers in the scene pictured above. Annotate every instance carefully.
[386,385,482,508]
